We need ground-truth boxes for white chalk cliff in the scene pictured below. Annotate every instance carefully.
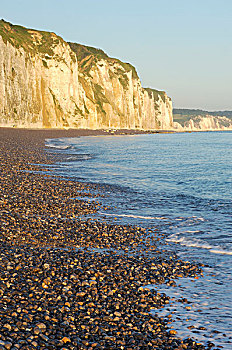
[174,115,232,131]
[0,20,173,129]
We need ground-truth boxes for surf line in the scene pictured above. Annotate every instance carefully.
[99,212,167,220]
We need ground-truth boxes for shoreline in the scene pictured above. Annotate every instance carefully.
[1,126,231,135]
[0,128,216,350]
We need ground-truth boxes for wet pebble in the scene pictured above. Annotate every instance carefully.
[0,129,215,350]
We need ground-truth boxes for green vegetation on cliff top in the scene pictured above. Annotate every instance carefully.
[68,42,139,80]
[0,20,140,82]
[0,19,69,57]
[0,19,170,106]
[68,42,109,62]
[144,88,166,103]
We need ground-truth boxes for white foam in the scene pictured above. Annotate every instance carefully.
[76,155,92,160]
[46,144,71,150]
[209,249,232,255]
[175,216,205,223]
[167,234,232,255]
[99,212,167,220]
[45,139,71,150]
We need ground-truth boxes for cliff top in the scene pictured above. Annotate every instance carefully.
[68,42,139,79]
[0,19,170,108]
[144,88,167,103]
[173,108,232,126]
[0,19,139,80]
[174,108,232,118]
[0,19,73,59]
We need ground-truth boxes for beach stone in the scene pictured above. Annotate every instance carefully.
[3,342,12,350]
[39,334,49,342]
[3,324,12,331]
[36,323,46,331]
[61,337,71,344]
[0,129,208,350]
[33,327,41,335]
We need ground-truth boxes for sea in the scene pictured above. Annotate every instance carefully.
[45,131,232,349]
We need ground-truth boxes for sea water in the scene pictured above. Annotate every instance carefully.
[45,132,232,349]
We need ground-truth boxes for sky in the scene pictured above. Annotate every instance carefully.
[1,0,232,110]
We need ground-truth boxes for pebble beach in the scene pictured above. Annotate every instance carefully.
[0,128,218,350]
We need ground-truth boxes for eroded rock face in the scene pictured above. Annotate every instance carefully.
[0,24,83,128]
[0,20,173,129]
[174,115,232,131]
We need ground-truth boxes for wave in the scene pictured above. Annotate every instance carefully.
[210,249,232,255]
[167,233,232,255]
[179,230,201,233]
[45,142,71,150]
[99,212,167,220]
[64,154,93,161]
[45,139,73,150]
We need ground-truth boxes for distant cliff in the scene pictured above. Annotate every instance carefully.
[0,20,173,129]
[174,115,232,131]
[173,109,232,131]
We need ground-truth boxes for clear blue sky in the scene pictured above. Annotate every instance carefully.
[1,0,232,110]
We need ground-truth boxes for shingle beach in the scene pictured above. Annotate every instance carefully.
[0,128,216,350]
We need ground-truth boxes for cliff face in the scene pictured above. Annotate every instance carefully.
[0,20,173,129]
[173,109,232,131]
[174,115,232,131]
[0,21,86,128]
